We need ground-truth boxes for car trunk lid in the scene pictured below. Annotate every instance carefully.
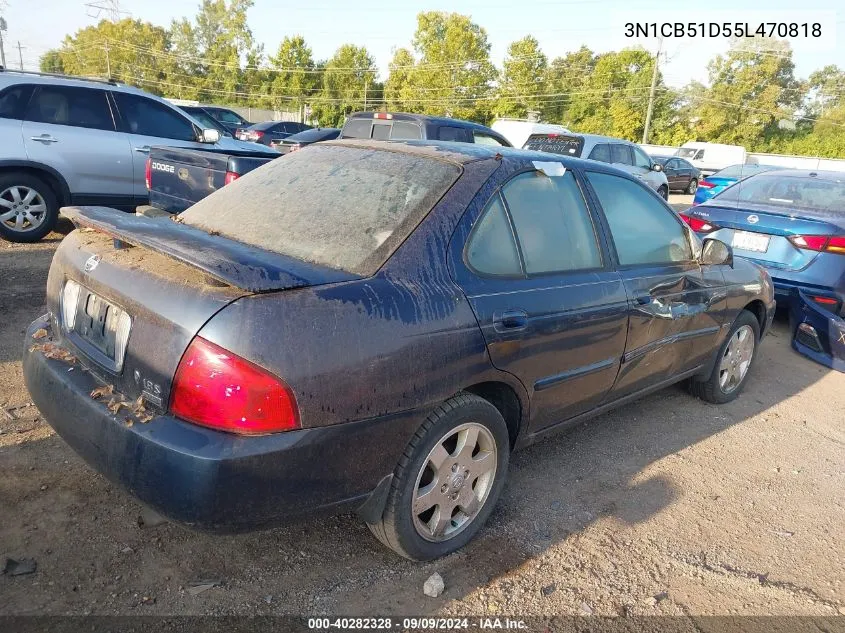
[47,207,359,410]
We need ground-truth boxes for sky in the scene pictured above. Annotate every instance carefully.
[0,0,842,90]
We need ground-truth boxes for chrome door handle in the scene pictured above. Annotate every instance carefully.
[134,146,150,153]
[30,134,58,144]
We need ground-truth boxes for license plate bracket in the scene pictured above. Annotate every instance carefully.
[75,291,119,360]
[732,230,770,253]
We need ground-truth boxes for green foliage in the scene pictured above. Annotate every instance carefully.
[495,35,547,119]
[38,10,845,158]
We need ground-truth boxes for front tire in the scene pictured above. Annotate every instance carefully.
[689,310,760,404]
[658,185,669,200]
[0,172,60,243]
[686,178,698,194]
[367,393,510,560]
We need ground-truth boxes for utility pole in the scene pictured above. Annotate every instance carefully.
[642,36,662,145]
[0,17,7,69]
[16,39,24,70]
[104,42,111,77]
[363,79,368,111]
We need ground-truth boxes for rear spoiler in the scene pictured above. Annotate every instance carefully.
[61,206,359,293]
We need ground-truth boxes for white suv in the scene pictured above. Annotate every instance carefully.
[0,69,258,242]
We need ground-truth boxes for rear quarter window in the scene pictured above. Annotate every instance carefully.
[523,134,584,157]
[0,85,31,120]
[390,121,422,140]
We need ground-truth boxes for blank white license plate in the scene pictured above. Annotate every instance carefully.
[732,231,770,253]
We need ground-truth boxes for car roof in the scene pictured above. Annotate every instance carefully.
[322,139,639,177]
[345,111,502,133]
[743,169,845,182]
[569,133,637,145]
[0,70,153,96]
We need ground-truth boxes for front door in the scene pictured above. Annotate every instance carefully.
[109,91,209,201]
[451,167,629,430]
[583,170,726,397]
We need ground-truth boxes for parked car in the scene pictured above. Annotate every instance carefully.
[269,127,340,155]
[693,163,780,205]
[237,120,312,145]
[180,105,251,136]
[176,106,234,138]
[0,69,261,242]
[675,142,746,176]
[339,112,512,146]
[143,145,280,214]
[652,155,700,194]
[523,132,669,198]
[680,169,843,370]
[24,140,774,560]
[490,118,572,149]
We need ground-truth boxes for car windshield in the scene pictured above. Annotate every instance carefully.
[676,148,701,159]
[523,134,583,156]
[653,156,670,165]
[209,108,248,124]
[180,145,461,275]
[712,164,777,179]
[715,174,845,213]
[183,109,229,135]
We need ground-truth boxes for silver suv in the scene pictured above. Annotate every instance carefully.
[523,132,670,199]
[0,69,259,242]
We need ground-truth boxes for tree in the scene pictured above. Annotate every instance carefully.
[169,0,264,103]
[805,65,845,116]
[544,46,596,125]
[384,47,417,111]
[268,35,318,114]
[400,11,497,122]
[312,44,376,127]
[495,36,547,119]
[39,19,171,93]
[686,38,805,148]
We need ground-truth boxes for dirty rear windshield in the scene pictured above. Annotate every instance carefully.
[522,134,584,157]
[180,145,461,275]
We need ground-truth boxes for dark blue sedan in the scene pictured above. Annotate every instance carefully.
[682,169,845,371]
[23,141,774,560]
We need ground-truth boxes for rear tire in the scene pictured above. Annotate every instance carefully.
[686,178,698,194]
[0,172,60,243]
[689,310,760,404]
[658,185,669,200]
[366,393,510,561]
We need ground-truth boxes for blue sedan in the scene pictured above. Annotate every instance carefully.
[682,169,845,371]
[693,164,780,205]
[23,141,773,560]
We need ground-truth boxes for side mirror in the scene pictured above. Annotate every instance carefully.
[651,163,663,172]
[199,128,221,144]
[701,238,734,267]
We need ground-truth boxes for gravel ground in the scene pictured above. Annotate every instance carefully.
[1,203,843,617]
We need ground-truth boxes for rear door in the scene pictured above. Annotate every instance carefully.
[451,166,629,430]
[584,170,726,396]
[664,159,683,189]
[110,91,208,201]
[21,85,134,203]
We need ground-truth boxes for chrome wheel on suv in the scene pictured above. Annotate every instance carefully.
[0,173,59,243]
[0,186,48,233]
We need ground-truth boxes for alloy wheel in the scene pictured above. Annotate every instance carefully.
[412,422,498,542]
[719,325,755,393]
[0,186,48,233]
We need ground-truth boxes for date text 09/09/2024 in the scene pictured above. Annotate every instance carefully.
[625,22,822,38]
[307,618,528,630]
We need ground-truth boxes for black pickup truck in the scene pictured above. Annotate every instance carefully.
[144,146,280,214]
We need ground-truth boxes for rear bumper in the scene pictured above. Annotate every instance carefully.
[23,316,420,532]
[790,291,845,373]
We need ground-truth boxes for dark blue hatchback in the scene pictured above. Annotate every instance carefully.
[24,141,774,560]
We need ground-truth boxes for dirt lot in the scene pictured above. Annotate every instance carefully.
[1,201,844,617]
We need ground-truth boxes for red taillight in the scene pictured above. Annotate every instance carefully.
[812,295,838,305]
[224,171,239,186]
[679,213,718,233]
[144,157,152,190]
[789,235,845,254]
[253,130,264,139]
[373,112,393,120]
[169,337,299,435]
[698,180,716,189]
